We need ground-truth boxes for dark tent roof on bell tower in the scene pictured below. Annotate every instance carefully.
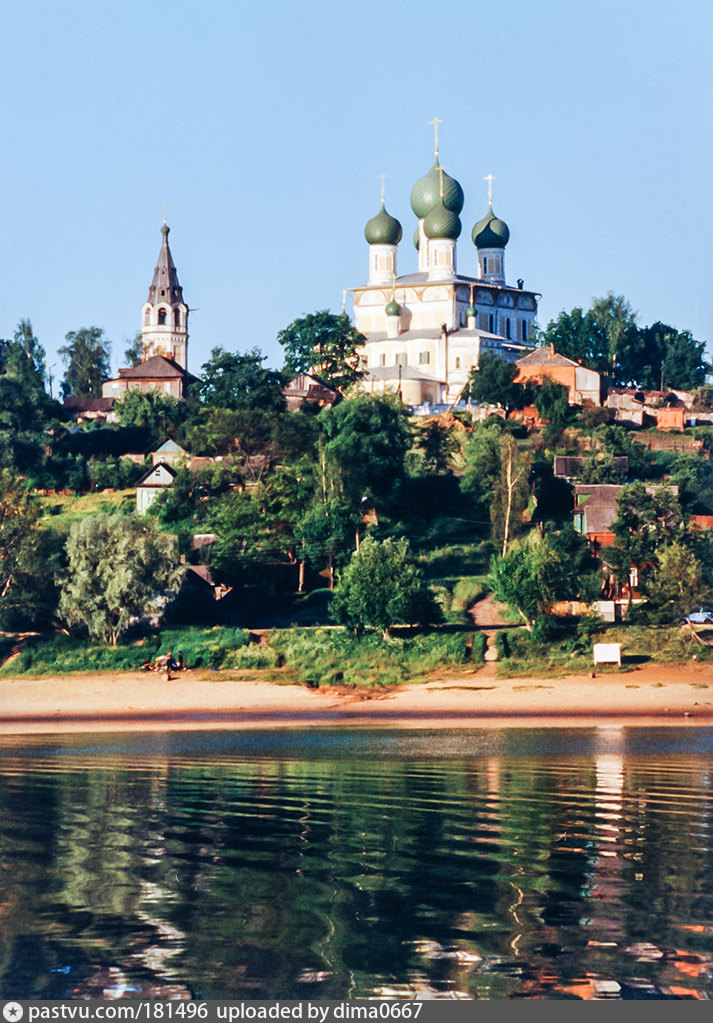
[147,221,184,306]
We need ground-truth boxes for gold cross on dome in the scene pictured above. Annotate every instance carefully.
[379,173,387,204]
[484,174,495,206]
[429,116,443,157]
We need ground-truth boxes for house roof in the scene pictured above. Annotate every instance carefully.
[117,355,186,379]
[554,455,629,478]
[187,564,215,587]
[351,272,540,298]
[62,396,115,412]
[147,222,184,307]
[154,438,186,454]
[284,372,340,394]
[136,461,178,487]
[363,328,529,354]
[363,365,446,384]
[516,346,580,369]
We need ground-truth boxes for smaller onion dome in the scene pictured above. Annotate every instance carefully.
[364,204,403,245]
[413,226,420,250]
[410,159,464,219]
[385,299,401,316]
[465,304,476,319]
[423,200,462,240]
[472,207,510,249]
[161,221,170,236]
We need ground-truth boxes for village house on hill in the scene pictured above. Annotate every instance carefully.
[515,345,603,406]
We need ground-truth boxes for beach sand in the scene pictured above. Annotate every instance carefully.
[2,659,713,733]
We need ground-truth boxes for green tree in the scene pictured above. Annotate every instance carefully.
[0,471,63,629]
[540,293,636,376]
[644,542,708,621]
[331,536,440,638]
[417,419,457,475]
[295,498,355,589]
[577,451,628,485]
[467,351,528,412]
[460,424,502,521]
[488,531,583,630]
[58,512,182,644]
[609,482,683,604]
[278,311,366,391]
[114,389,185,435]
[616,321,709,390]
[321,394,411,507]
[198,346,285,411]
[59,327,111,397]
[590,293,637,370]
[540,306,610,373]
[669,454,713,513]
[533,378,571,431]
[123,332,144,368]
[491,435,532,554]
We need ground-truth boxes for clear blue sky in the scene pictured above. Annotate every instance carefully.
[0,0,711,381]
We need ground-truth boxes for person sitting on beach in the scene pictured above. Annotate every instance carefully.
[175,651,184,671]
[155,651,173,681]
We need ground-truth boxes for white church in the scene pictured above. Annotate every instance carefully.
[350,130,539,407]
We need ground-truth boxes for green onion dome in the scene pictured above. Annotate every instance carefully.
[364,204,403,245]
[410,159,464,219]
[413,226,420,250]
[472,207,510,248]
[423,200,462,240]
[465,304,476,319]
[385,299,401,316]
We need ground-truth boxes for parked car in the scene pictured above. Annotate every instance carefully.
[683,608,713,624]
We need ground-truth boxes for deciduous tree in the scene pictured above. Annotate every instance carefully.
[467,351,529,412]
[321,394,411,507]
[198,346,285,412]
[59,327,111,397]
[278,311,365,391]
[331,536,440,638]
[59,512,181,644]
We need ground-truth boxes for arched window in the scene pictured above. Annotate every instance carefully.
[143,309,150,325]
[483,257,488,274]
[174,308,181,326]
[158,308,167,326]
[506,319,511,339]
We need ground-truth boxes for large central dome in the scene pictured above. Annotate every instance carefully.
[410,159,464,220]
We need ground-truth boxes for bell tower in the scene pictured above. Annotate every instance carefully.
[141,220,189,368]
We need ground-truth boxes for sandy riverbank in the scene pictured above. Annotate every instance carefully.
[1,659,713,733]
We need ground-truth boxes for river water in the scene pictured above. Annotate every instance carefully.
[1,727,712,1000]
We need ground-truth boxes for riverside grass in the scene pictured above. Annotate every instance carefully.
[495,623,713,677]
[1,627,253,675]
[269,628,483,687]
[1,625,483,684]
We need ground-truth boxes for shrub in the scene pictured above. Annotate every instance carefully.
[269,627,475,686]
[495,630,510,659]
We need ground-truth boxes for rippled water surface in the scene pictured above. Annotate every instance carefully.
[1,727,713,999]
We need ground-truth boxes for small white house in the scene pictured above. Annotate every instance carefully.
[136,461,177,514]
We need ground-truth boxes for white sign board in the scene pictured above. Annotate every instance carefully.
[592,643,621,667]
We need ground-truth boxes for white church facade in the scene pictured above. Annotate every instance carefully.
[350,138,539,407]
